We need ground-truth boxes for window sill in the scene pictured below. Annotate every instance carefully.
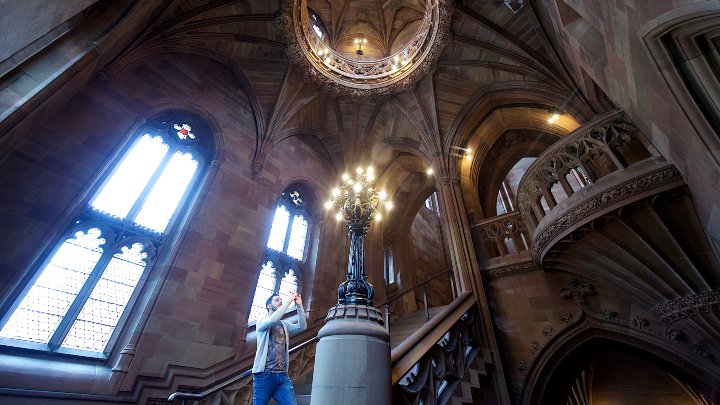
[0,337,108,360]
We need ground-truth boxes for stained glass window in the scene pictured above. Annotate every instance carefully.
[248,262,277,323]
[279,270,298,310]
[61,243,147,352]
[286,216,308,260]
[248,189,311,324]
[91,134,168,218]
[267,205,290,252]
[0,229,104,344]
[0,116,209,356]
[134,151,199,232]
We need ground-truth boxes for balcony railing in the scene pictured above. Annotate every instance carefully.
[517,110,654,232]
[472,211,530,259]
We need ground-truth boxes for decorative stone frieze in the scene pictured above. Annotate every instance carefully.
[482,260,540,279]
[531,165,682,263]
[650,290,720,323]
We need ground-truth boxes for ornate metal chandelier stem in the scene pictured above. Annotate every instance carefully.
[328,168,391,306]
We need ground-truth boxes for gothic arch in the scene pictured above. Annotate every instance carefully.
[520,315,720,405]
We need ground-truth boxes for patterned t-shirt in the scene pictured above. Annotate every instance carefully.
[264,320,286,372]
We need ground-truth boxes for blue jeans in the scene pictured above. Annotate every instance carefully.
[253,372,297,405]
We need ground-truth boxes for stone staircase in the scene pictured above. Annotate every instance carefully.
[449,358,487,405]
[389,305,448,349]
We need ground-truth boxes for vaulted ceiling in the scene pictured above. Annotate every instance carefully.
[96,0,605,222]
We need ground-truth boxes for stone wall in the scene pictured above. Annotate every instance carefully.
[0,52,345,395]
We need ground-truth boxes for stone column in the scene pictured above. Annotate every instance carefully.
[310,305,391,405]
[435,176,512,404]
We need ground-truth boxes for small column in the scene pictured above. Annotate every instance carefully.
[310,305,391,405]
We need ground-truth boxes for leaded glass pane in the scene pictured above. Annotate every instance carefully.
[91,134,169,218]
[267,206,290,252]
[278,270,298,310]
[0,229,104,344]
[134,151,199,232]
[286,216,308,260]
[61,243,147,352]
[248,262,276,323]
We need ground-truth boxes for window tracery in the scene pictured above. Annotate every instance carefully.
[247,189,311,323]
[0,115,210,356]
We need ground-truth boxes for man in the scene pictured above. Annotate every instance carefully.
[252,292,307,405]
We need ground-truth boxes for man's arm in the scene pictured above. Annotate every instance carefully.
[287,294,307,333]
[256,294,297,331]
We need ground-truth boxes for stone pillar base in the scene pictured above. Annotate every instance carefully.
[310,305,391,405]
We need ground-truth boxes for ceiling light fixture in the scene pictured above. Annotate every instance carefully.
[547,106,564,124]
[354,38,367,56]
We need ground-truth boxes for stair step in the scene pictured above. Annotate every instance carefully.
[389,306,447,349]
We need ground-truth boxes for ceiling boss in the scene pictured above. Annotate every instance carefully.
[281,0,454,97]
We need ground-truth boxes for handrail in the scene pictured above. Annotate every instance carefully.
[168,335,319,403]
[376,269,455,308]
[390,291,475,384]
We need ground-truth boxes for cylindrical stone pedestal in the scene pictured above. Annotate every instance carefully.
[310,305,391,405]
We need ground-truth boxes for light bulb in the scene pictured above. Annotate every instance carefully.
[385,201,393,210]
[356,167,363,174]
[342,173,350,181]
[332,188,340,197]
[325,201,333,209]
[426,168,434,175]
[375,213,382,221]
[353,183,362,192]
[367,173,374,181]
[379,190,387,200]
[367,166,374,174]
[335,212,343,221]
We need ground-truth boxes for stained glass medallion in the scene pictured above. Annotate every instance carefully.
[173,123,195,140]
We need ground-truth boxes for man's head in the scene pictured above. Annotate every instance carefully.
[266,293,282,312]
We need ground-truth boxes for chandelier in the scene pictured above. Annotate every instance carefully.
[326,167,392,305]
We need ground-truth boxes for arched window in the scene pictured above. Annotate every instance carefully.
[247,189,311,323]
[0,114,212,357]
[309,9,327,40]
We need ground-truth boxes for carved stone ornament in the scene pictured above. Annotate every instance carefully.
[531,165,682,262]
[650,290,720,323]
[279,0,454,98]
[483,260,540,279]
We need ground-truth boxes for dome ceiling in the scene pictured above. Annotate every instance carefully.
[307,0,428,59]
[282,0,452,96]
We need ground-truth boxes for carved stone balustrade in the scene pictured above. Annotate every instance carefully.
[517,110,654,232]
[472,211,530,259]
[391,293,486,405]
